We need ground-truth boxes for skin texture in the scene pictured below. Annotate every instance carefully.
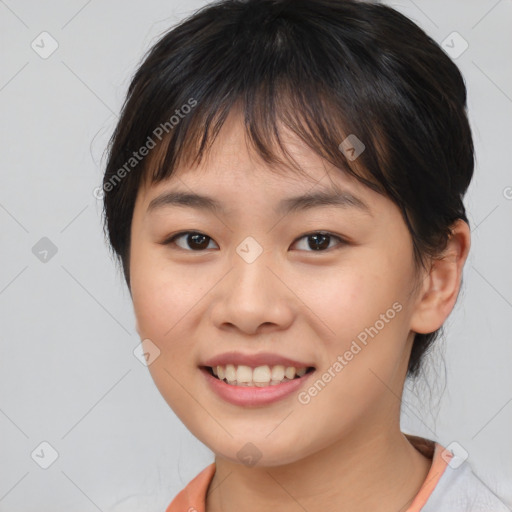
[129,109,471,511]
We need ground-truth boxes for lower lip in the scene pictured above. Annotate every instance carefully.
[200,367,315,406]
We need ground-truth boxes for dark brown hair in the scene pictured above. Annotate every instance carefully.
[102,0,474,378]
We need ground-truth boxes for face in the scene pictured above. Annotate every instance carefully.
[129,110,424,467]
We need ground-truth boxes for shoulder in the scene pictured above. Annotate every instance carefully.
[422,456,510,512]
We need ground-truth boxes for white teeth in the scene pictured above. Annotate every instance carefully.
[236,365,252,383]
[225,364,237,382]
[209,363,311,386]
[271,365,285,381]
[285,366,296,379]
[253,365,272,383]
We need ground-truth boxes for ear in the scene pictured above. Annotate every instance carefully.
[410,219,471,334]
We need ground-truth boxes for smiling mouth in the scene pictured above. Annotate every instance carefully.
[203,364,315,387]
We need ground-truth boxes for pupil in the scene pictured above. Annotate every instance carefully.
[189,233,209,250]
[309,233,329,251]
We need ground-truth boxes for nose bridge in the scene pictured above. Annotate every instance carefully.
[231,236,275,305]
[212,236,294,333]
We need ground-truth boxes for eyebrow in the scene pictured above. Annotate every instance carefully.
[146,188,372,217]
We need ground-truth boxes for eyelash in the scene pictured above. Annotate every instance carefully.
[161,230,348,253]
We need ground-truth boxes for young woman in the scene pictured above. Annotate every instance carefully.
[101,0,509,510]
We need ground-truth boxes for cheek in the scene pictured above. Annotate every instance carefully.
[130,254,204,418]
[298,260,399,335]
[130,247,203,340]
[299,258,411,383]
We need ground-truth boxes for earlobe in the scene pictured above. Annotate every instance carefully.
[410,219,471,334]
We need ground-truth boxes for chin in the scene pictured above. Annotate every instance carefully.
[202,432,312,469]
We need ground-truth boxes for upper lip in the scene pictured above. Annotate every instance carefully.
[201,351,315,369]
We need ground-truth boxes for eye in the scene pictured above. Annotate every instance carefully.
[162,230,347,252]
[163,231,219,251]
[292,231,346,252]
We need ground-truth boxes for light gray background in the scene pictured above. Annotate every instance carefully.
[1,0,511,510]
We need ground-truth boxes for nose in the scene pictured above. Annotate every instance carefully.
[210,250,295,335]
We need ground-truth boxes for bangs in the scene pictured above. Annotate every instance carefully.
[143,82,385,195]
[144,65,385,198]
[125,1,399,195]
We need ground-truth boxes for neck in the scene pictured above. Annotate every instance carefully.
[206,428,431,512]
